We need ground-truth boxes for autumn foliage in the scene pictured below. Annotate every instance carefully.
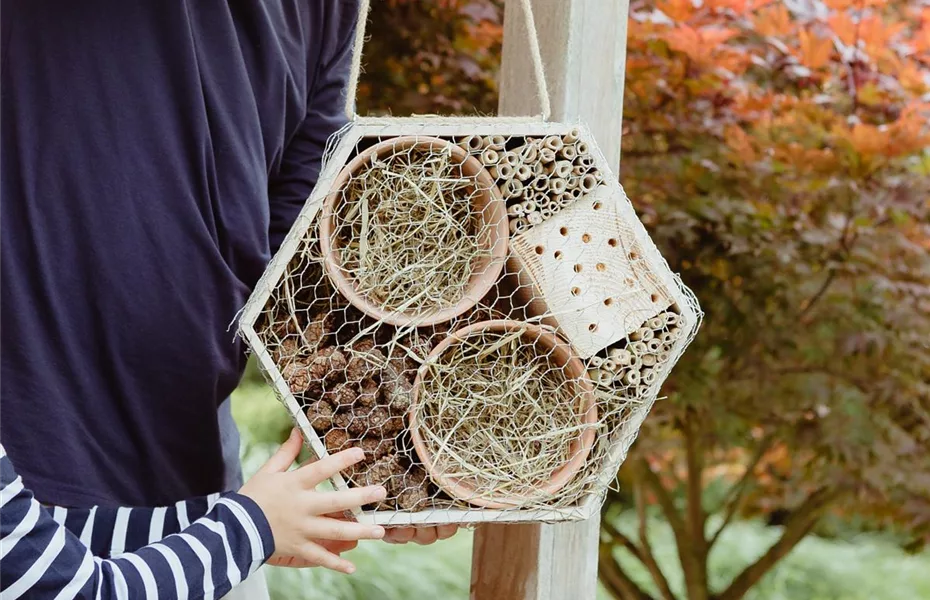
[355,1,930,599]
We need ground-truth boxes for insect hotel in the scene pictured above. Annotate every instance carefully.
[237,118,701,526]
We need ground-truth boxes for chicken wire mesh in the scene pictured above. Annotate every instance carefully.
[238,119,702,526]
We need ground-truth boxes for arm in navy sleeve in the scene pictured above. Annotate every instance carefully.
[0,444,275,600]
[267,0,359,253]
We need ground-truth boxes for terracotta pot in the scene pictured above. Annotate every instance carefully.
[409,319,598,508]
[319,136,508,327]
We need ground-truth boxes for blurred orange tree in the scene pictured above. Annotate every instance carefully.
[356,1,930,599]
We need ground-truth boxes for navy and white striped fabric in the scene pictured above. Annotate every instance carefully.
[0,444,274,599]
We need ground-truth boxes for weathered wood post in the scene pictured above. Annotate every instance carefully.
[469,0,630,598]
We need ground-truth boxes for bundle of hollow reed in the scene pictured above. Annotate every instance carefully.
[413,326,594,506]
[457,130,605,234]
[587,308,683,398]
[333,145,493,317]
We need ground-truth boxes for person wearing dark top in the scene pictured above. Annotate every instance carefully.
[0,2,456,592]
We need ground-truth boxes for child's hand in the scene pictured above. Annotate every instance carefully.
[240,428,387,574]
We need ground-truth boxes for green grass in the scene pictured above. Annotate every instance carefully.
[233,383,930,600]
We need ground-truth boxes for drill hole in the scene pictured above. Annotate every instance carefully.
[571,287,581,296]
[553,250,563,260]
[596,263,606,272]
[593,201,603,210]
[604,298,614,306]
[535,245,545,255]
[608,238,618,247]
[574,264,583,273]
[559,226,569,236]
[588,323,598,332]
[582,233,592,243]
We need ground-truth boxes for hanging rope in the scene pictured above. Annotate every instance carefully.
[343,0,551,121]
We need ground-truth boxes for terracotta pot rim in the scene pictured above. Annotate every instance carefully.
[409,319,598,509]
[319,136,508,327]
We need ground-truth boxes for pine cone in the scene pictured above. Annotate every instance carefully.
[324,429,350,454]
[281,361,323,396]
[306,400,334,431]
[357,378,380,407]
[397,486,429,511]
[351,339,376,354]
[307,347,348,381]
[323,383,357,410]
[359,436,394,461]
[304,310,336,345]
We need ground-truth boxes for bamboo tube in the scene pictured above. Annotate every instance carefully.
[549,178,568,195]
[544,136,563,152]
[480,148,500,166]
[522,200,538,214]
[533,176,549,192]
[517,143,539,164]
[629,341,648,356]
[657,350,671,363]
[630,327,654,342]
[664,313,680,326]
[527,211,543,225]
[609,348,633,366]
[540,207,554,220]
[502,179,524,199]
[578,155,594,168]
[659,331,674,344]
[522,186,535,201]
[569,187,583,199]
[641,353,657,367]
[604,358,620,372]
[629,355,643,370]
[596,369,614,386]
[539,147,557,164]
[502,151,521,167]
[543,198,559,213]
[553,161,573,179]
[646,339,662,353]
[485,135,506,150]
[572,165,587,177]
[594,170,605,182]
[589,356,605,368]
[557,193,572,207]
[490,163,515,180]
[667,326,681,339]
[559,144,577,161]
[661,342,674,353]
[641,368,657,385]
[533,161,547,176]
[461,135,484,153]
[621,369,641,386]
[576,141,590,156]
[510,218,526,234]
[508,203,526,217]
[647,316,664,330]
[516,164,533,182]
[581,173,598,193]
[563,128,581,144]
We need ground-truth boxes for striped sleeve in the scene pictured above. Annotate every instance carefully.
[0,444,275,600]
[53,492,222,559]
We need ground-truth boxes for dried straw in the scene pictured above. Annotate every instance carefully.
[414,327,593,504]
[334,145,493,317]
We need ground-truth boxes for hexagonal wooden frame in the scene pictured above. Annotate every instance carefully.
[237,117,701,526]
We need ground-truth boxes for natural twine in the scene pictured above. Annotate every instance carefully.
[344,0,551,120]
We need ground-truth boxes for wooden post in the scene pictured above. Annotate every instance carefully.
[470,0,630,599]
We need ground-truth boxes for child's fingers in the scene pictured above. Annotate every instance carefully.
[304,516,385,541]
[296,541,356,574]
[298,448,365,486]
[310,485,387,514]
[256,428,303,475]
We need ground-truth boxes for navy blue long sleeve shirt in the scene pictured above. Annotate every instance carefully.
[1,0,357,507]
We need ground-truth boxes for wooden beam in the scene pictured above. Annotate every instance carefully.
[470,1,630,599]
